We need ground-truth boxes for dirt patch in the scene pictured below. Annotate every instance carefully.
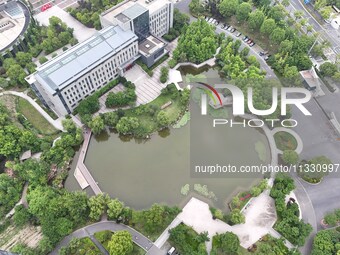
[0,224,43,250]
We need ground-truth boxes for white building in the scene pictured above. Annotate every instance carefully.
[26,26,139,116]
[100,0,173,38]
[0,0,31,55]
[26,0,173,116]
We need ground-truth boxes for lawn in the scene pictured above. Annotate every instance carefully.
[122,85,186,137]
[94,230,145,255]
[274,131,298,151]
[16,97,59,135]
[69,237,101,255]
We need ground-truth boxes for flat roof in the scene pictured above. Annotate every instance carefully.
[0,0,30,52]
[101,0,170,24]
[139,35,165,56]
[34,26,138,93]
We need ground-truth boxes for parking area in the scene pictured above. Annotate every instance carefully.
[34,6,96,42]
[29,0,78,14]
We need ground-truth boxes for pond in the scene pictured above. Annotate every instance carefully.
[65,66,271,211]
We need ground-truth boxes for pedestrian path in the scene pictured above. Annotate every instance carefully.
[49,221,162,255]
[0,91,64,130]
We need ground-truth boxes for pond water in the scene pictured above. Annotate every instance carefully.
[65,66,271,211]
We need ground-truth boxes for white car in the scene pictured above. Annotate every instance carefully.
[208,18,214,23]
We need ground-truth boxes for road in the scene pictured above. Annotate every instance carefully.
[285,0,340,54]
[49,221,164,255]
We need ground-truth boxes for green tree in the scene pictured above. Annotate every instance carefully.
[270,27,286,44]
[160,66,169,83]
[248,10,265,30]
[107,230,133,255]
[282,150,299,165]
[314,0,327,10]
[319,62,338,77]
[15,52,32,67]
[312,230,334,255]
[103,112,119,127]
[218,232,240,253]
[218,0,239,17]
[88,116,105,135]
[173,19,217,64]
[116,117,139,134]
[230,209,245,224]
[260,18,277,35]
[236,2,251,22]
[88,193,110,221]
[6,64,27,86]
[107,199,124,220]
[156,110,171,127]
[294,10,304,20]
[320,6,332,19]
[250,186,262,196]
[62,119,77,133]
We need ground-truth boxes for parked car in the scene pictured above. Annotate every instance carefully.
[249,42,255,47]
[236,32,242,37]
[242,36,248,41]
[41,3,52,11]
[259,51,268,56]
[208,18,214,23]
[244,38,250,42]
[215,20,219,25]
[205,17,210,21]
[247,39,253,44]
[230,28,236,32]
[227,26,233,31]
[167,247,176,255]
[264,55,271,61]
[224,24,230,30]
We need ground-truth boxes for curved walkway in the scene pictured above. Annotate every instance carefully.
[0,91,64,131]
[271,127,304,154]
[49,221,162,255]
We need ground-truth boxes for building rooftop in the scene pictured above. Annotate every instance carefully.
[31,26,138,94]
[300,66,320,89]
[139,35,165,57]
[0,0,30,52]
[101,0,171,25]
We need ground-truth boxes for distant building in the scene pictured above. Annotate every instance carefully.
[299,66,320,91]
[100,0,173,38]
[26,0,173,116]
[0,0,31,56]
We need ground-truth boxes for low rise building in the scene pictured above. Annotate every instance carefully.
[26,26,139,116]
[26,0,173,116]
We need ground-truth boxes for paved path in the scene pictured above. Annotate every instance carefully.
[0,91,64,130]
[155,197,293,254]
[74,130,102,195]
[49,221,162,255]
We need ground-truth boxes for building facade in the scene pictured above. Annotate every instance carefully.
[26,26,139,116]
[26,0,173,116]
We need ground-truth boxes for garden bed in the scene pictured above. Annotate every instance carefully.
[274,131,298,151]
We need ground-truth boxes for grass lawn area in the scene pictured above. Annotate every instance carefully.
[70,237,101,255]
[123,85,186,136]
[0,95,22,127]
[16,97,58,135]
[94,230,145,255]
[274,131,298,151]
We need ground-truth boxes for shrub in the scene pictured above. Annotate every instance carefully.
[160,67,169,83]
[39,56,48,64]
